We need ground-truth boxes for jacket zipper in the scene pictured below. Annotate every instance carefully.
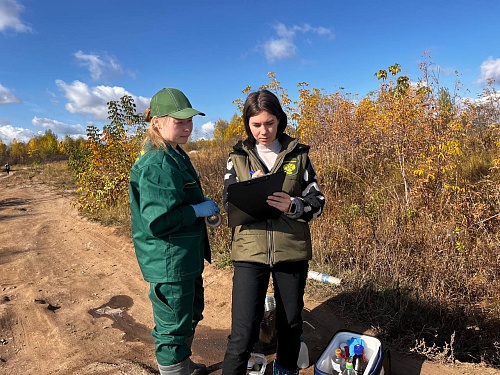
[246,142,299,267]
[267,219,274,267]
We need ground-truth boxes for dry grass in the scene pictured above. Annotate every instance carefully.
[27,72,500,368]
[20,141,499,368]
[187,118,499,369]
[2,160,76,191]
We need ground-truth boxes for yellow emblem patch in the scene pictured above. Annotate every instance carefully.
[135,149,146,162]
[283,160,298,175]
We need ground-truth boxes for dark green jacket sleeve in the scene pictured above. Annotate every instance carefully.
[136,163,198,236]
[129,148,208,282]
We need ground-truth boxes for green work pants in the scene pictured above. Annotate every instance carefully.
[148,276,204,366]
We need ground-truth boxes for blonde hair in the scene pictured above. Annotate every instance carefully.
[141,108,169,150]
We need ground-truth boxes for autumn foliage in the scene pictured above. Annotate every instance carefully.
[58,65,500,367]
[293,65,499,366]
[66,95,146,214]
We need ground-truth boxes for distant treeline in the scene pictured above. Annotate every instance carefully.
[0,130,86,165]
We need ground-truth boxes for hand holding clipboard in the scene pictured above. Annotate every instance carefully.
[227,171,286,227]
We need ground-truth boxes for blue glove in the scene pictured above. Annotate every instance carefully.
[191,198,220,218]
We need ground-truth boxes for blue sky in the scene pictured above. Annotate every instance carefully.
[1,0,499,144]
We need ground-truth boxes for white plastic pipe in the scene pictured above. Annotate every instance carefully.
[307,271,342,285]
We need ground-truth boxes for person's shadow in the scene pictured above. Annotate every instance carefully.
[302,283,500,375]
[192,284,499,374]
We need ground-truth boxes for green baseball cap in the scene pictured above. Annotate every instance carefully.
[149,88,205,119]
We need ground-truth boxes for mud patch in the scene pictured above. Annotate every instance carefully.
[0,197,30,208]
[34,298,61,312]
[89,295,153,344]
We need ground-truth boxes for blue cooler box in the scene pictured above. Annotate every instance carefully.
[314,330,391,375]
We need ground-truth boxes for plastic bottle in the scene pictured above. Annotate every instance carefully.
[343,361,356,375]
[297,336,309,369]
[352,344,367,375]
[331,348,346,374]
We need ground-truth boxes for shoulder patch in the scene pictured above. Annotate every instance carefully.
[283,159,298,176]
[135,149,146,162]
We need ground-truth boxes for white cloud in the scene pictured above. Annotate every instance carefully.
[74,50,134,81]
[200,121,215,139]
[0,83,21,103]
[56,80,150,121]
[478,57,500,84]
[434,64,457,77]
[0,124,34,144]
[265,38,297,63]
[0,0,32,33]
[466,91,500,106]
[275,23,296,39]
[263,22,334,63]
[32,116,86,137]
[291,24,335,40]
[312,26,335,39]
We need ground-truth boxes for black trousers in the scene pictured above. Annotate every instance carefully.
[222,261,308,375]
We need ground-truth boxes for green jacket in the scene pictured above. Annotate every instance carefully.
[129,144,210,283]
[226,134,314,265]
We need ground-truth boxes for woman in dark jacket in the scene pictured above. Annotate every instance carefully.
[222,90,325,375]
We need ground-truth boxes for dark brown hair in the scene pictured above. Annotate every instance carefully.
[242,90,287,146]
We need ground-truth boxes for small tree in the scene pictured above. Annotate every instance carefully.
[72,95,146,214]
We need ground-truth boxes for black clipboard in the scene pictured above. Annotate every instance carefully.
[227,171,286,227]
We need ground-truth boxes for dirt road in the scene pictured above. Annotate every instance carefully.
[0,172,497,375]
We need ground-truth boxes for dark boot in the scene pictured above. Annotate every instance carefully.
[186,335,207,375]
[188,358,207,375]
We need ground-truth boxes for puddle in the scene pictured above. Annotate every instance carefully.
[88,295,153,344]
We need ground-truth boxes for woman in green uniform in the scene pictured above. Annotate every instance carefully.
[129,88,219,375]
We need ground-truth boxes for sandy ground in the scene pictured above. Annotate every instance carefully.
[1,171,498,375]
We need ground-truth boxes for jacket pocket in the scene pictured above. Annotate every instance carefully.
[149,283,177,325]
[166,231,204,279]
